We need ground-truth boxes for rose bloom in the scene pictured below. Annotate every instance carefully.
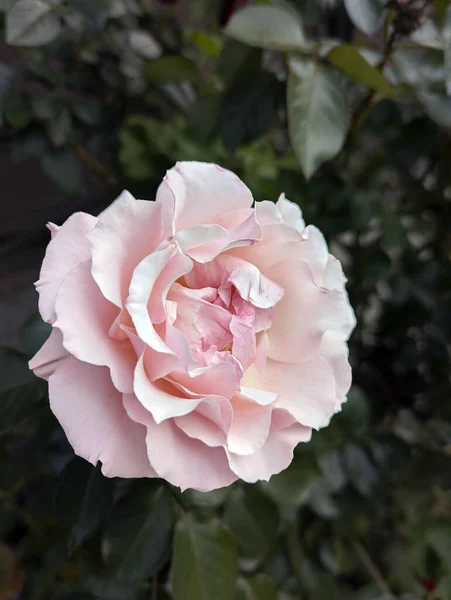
[30,162,355,492]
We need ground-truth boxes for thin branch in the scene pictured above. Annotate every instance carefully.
[13,80,102,105]
[152,574,158,600]
[74,145,117,186]
[351,538,394,597]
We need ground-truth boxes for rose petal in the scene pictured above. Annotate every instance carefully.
[54,260,135,394]
[88,191,164,309]
[49,357,155,478]
[227,421,312,483]
[36,212,97,324]
[276,194,305,233]
[227,393,272,455]
[156,161,254,233]
[320,330,352,411]
[174,411,226,447]
[242,356,337,430]
[124,394,237,492]
[29,327,68,380]
[266,258,355,363]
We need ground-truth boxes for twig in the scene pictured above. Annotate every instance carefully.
[351,538,394,597]
[14,80,102,105]
[348,31,397,139]
[75,145,117,186]
[152,574,158,600]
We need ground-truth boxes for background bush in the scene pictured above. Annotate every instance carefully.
[1,0,451,598]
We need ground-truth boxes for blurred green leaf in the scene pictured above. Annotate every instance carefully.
[3,91,33,128]
[144,55,197,84]
[418,91,451,127]
[20,313,51,356]
[71,101,101,125]
[101,484,174,580]
[444,6,451,94]
[328,44,394,96]
[235,574,277,600]
[6,0,61,46]
[427,526,451,572]
[224,4,306,52]
[55,459,114,553]
[0,61,15,93]
[188,95,221,142]
[317,450,347,493]
[224,487,278,559]
[182,487,230,509]
[262,454,321,507]
[335,386,370,437]
[172,514,238,600]
[41,149,84,195]
[287,57,349,179]
[343,0,385,35]
[343,444,379,497]
[221,70,276,150]
[31,95,64,120]
[48,108,72,147]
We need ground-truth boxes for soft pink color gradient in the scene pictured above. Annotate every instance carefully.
[29,161,355,491]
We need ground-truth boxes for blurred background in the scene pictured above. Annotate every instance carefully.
[1,0,451,599]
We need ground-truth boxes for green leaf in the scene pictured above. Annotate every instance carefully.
[343,0,385,35]
[12,131,48,162]
[221,70,276,150]
[41,150,84,195]
[418,91,451,128]
[427,526,451,572]
[287,57,349,179]
[188,95,221,142]
[101,484,175,580]
[6,0,61,46]
[317,450,347,492]
[343,444,379,497]
[144,55,198,84]
[235,575,278,600]
[55,458,114,553]
[20,313,51,356]
[0,62,15,94]
[444,6,451,94]
[335,386,370,436]
[31,95,64,120]
[182,487,230,509]
[327,44,394,96]
[224,4,306,52]
[224,487,278,559]
[3,91,33,128]
[172,514,238,600]
[262,454,321,507]
[129,30,162,60]
[48,108,72,147]
[0,347,45,435]
[71,101,101,125]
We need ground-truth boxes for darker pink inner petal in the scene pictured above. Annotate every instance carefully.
[165,255,283,376]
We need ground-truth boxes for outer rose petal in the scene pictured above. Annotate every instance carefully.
[227,420,312,483]
[266,259,355,363]
[227,393,273,455]
[276,194,305,233]
[49,357,155,478]
[29,327,68,380]
[88,191,164,308]
[54,261,136,394]
[36,212,98,324]
[124,394,237,492]
[156,161,253,233]
[242,356,337,430]
[320,330,352,410]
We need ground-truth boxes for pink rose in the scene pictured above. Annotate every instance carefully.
[30,161,355,492]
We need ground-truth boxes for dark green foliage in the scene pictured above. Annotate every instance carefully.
[1,0,451,598]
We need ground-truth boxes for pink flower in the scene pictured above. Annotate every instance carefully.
[30,162,355,491]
